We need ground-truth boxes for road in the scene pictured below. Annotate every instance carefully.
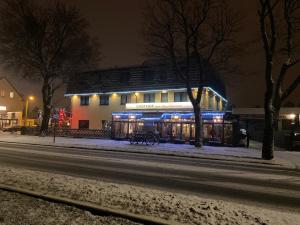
[0,141,299,212]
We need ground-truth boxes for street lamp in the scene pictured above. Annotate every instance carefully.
[24,96,34,126]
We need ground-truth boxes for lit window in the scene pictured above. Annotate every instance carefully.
[9,92,14,98]
[0,90,4,97]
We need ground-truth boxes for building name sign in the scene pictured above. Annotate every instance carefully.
[126,102,193,110]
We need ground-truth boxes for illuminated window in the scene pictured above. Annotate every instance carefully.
[80,96,89,106]
[9,92,14,98]
[0,90,4,97]
[144,93,155,103]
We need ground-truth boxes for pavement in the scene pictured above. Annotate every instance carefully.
[0,132,299,169]
[0,141,299,212]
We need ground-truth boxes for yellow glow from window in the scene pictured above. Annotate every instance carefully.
[134,92,139,96]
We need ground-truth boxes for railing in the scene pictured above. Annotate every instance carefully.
[21,127,111,139]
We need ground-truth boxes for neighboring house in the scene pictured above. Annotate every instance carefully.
[65,62,234,144]
[233,107,300,148]
[0,77,23,127]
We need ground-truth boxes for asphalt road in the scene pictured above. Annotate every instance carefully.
[0,141,299,212]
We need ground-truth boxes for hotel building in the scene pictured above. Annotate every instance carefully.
[66,63,235,145]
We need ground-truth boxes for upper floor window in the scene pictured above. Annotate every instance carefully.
[120,94,130,105]
[80,96,89,106]
[0,90,5,97]
[161,93,168,102]
[144,93,155,103]
[9,92,14,98]
[100,95,110,105]
[174,92,187,102]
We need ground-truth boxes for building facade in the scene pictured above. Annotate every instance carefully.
[0,77,23,127]
[66,62,234,144]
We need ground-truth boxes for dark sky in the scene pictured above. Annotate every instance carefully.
[0,0,299,108]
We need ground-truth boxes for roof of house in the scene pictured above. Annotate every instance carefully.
[66,62,226,98]
[0,77,23,99]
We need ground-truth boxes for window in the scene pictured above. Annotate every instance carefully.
[161,93,168,102]
[144,93,155,103]
[9,92,14,98]
[0,90,5,97]
[80,96,89,106]
[174,92,187,102]
[79,120,89,129]
[120,94,130,105]
[100,95,110,105]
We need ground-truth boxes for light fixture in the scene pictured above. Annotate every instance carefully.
[287,114,296,120]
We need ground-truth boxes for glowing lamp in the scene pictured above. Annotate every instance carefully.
[287,114,296,120]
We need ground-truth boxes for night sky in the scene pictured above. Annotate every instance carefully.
[0,0,299,108]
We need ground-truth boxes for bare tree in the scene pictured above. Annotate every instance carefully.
[143,0,240,147]
[0,0,100,133]
[258,0,300,159]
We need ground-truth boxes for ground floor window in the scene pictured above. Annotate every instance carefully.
[79,120,89,129]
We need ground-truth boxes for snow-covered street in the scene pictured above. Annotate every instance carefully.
[0,132,299,169]
[0,165,299,225]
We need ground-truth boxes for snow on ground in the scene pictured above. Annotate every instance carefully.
[0,190,140,225]
[0,165,299,225]
[1,132,299,168]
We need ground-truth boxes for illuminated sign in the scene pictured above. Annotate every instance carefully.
[0,106,7,111]
[126,102,193,110]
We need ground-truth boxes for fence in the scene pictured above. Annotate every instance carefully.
[21,127,111,139]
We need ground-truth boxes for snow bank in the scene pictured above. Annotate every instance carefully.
[0,190,139,225]
[0,165,299,225]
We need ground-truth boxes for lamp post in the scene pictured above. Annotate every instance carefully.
[24,96,34,126]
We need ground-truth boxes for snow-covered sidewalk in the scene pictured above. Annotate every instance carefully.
[0,165,299,225]
[0,132,299,169]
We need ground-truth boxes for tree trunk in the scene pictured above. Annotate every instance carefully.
[262,95,274,160]
[194,103,203,148]
[40,79,52,133]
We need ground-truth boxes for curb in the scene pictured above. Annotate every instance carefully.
[0,140,287,168]
[0,184,178,225]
